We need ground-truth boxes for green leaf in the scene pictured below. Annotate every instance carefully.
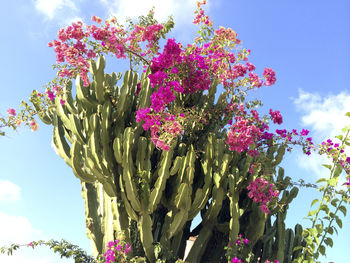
[316,178,327,184]
[311,198,319,207]
[333,165,343,178]
[293,245,303,252]
[322,164,332,170]
[342,125,350,133]
[328,177,338,187]
[310,228,318,237]
[325,226,333,234]
[336,217,343,228]
[319,186,326,191]
[316,224,323,234]
[319,245,326,256]
[331,198,339,207]
[302,229,310,238]
[320,204,330,214]
[335,135,344,140]
[331,226,338,236]
[308,210,318,217]
[324,237,333,248]
[339,205,347,216]
[345,112,350,118]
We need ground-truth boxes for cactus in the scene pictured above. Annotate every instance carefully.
[40,56,305,263]
[251,166,305,263]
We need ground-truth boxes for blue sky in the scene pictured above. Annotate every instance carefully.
[1,0,350,262]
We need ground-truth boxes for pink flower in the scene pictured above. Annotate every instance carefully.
[171,67,178,74]
[263,67,276,86]
[249,72,263,88]
[29,119,38,131]
[345,178,350,186]
[124,243,131,254]
[136,107,151,123]
[300,129,309,136]
[233,64,247,78]
[246,62,256,71]
[107,241,115,248]
[232,257,242,263]
[136,83,141,95]
[7,108,16,116]
[46,90,55,101]
[226,117,262,154]
[91,15,102,23]
[87,49,96,59]
[247,178,279,214]
[269,109,283,125]
[249,164,256,174]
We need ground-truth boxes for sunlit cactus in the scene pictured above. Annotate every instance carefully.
[38,56,304,263]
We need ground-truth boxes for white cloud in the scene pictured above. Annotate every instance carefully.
[0,253,58,263]
[293,89,350,138]
[0,181,20,202]
[35,0,77,20]
[0,212,41,245]
[292,89,350,183]
[0,212,74,263]
[99,0,200,25]
[34,0,80,24]
[0,246,74,263]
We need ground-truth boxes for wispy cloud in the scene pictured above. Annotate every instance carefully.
[292,88,350,183]
[34,0,81,25]
[0,212,41,245]
[0,200,72,262]
[98,0,200,25]
[293,89,350,138]
[0,181,20,202]
[0,253,64,263]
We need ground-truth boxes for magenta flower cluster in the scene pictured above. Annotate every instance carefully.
[263,68,277,86]
[247,177,279,214]
[227,234,250,263]
[136,38,212,150]
[320,138,350,178]
[269,128,313,155]
[228,233,279,263]
[102,239,131,263]
[226,115,262,156]
[45,85,65,105]
[235,234,249,246]
[225,104,273,157]
[269,109,283,125]
[147,38,211,109]
[231,257,242,263]
[48,15,164,89]
[6,108,16,116]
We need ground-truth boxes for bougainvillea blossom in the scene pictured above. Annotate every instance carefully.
[247,177,279,214]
